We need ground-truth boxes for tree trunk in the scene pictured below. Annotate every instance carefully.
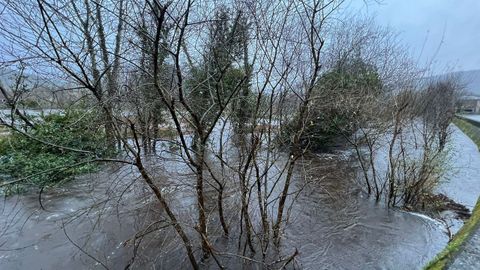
[194,138,209,257]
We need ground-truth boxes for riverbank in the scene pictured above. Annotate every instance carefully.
[425,117,480,270]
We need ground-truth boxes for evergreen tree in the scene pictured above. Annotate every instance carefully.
[187,8,252,132]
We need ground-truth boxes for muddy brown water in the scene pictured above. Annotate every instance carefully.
[0,149,450,270]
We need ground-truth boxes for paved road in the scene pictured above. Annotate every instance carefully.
[448,225,480,269]
[446,119,480,269]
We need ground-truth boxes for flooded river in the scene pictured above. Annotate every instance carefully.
[0,125,479,269]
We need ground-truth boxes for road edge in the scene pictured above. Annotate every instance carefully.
[424,117,480,270]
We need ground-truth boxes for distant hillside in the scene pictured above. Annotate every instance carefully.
[0,67,17,87]
[425,69,480,96]
[0,67,87,108]
[0,67,47,88]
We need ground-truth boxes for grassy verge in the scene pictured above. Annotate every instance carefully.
[453,117,480,147]
[424,117,480,270]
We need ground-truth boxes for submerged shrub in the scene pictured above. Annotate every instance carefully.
[0,110,111,192]
[281,58,383,151]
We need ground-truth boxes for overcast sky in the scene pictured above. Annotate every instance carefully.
[349,0,480,75]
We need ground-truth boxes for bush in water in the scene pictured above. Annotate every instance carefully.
[0,110,111,194]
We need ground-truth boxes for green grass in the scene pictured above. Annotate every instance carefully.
[424,117,480,270]
[453,117,480,148]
